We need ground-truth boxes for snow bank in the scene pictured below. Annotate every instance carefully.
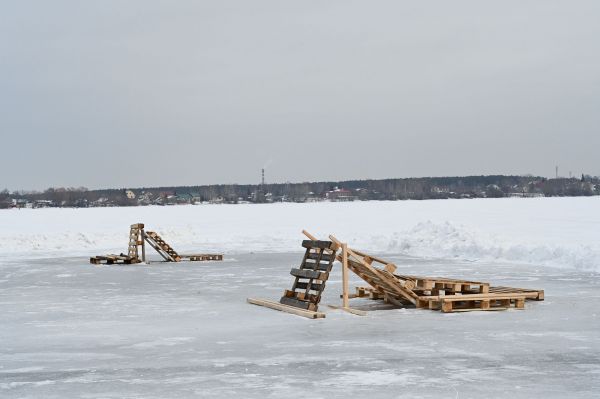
[0,197,598,271]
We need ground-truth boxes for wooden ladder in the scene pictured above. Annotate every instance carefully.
[127,223,144,264]
[144,231,181,262]
[279,240,338,312]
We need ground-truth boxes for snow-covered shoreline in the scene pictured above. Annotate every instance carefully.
[0,197,598,271]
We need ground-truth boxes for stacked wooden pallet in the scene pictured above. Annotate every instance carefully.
[249,232,544,319]
[89,254,136,265]
[336,242,544,313]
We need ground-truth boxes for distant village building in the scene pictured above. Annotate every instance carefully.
[326,187,356,202]
[125,190,136,200]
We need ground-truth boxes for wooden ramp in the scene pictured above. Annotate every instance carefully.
[144,231,181,262]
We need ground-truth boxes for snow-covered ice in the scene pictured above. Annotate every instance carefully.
[0,197,599,397]
[0,197,599,271]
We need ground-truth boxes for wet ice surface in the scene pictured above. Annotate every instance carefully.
[1,253,599,398]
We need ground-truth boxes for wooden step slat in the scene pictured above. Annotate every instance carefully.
[307,252,333,262]
[301,240,334,250]
[290,268,328,280]
[296,282,325,292]
[280,296,316,311]
[301,261,333,272]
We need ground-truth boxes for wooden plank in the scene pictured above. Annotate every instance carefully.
[301,261,333,272]
[342,243,349,308]
[283,290,320,304]
[308,252,333,262]
[280,296,316,310]
[301,240,334,250]
[296,281,324,291]
[302,230,318,241]
[443,293,531,301]
[290,268,328,280]
[247,298,325,319]
[327,305,367,316]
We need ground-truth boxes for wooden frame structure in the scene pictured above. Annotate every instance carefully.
[327,235,544,313]
[90,223,223,265]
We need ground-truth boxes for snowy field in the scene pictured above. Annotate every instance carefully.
[1,197,599,270]
[1,197,599,398]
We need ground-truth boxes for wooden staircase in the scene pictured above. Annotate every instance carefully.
[144,231,181,262]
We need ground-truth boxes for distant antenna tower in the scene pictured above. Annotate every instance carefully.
[555,165,558,179]
[261,168,265,186]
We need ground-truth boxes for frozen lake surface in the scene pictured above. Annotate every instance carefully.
[1,252,599,398]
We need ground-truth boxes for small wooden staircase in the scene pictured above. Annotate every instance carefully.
[144,231,181,262]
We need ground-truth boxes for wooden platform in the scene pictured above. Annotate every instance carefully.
[181,254,224,262]
[89,254,136,265]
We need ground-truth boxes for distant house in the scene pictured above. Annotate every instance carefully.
[11,198,29,208]
[34,200,54,208]
[125,190,136,200]
[137,191,154,205]
[190,192,202,204]
[176,193,193,204]
[326,187,355,202]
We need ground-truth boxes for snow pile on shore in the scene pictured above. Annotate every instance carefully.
[0,197,598,271]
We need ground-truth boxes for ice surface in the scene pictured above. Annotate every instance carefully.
[1,198,599,397]
[0,197,599,271]
[0,254,599,398]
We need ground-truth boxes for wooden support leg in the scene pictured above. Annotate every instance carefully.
[441,300,453,313]
[481,300,490,310]
[417,299,429,308]
[140,228,146,263]
[341,243,349,309]
[515,298,525,309]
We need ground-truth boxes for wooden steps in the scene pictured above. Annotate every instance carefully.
[90,223,223,265]
[144,231,181,262]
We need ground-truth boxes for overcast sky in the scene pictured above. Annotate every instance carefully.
[1,1,599,191]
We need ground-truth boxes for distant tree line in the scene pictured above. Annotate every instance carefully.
[1,174,598,208]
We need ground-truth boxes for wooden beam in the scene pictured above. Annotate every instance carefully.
[140,227,146,263]
[247,298,325,319]
[302,229,318,240]
[342,242,349,308]
[327,304,367,316]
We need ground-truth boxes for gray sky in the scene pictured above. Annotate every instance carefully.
[1,1,599,191]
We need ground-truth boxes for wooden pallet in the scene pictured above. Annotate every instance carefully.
[333,242,544,314]
[181,254,224,262]
[90,254,135,265]
[279,239,339,311]
[247,236,339,318]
